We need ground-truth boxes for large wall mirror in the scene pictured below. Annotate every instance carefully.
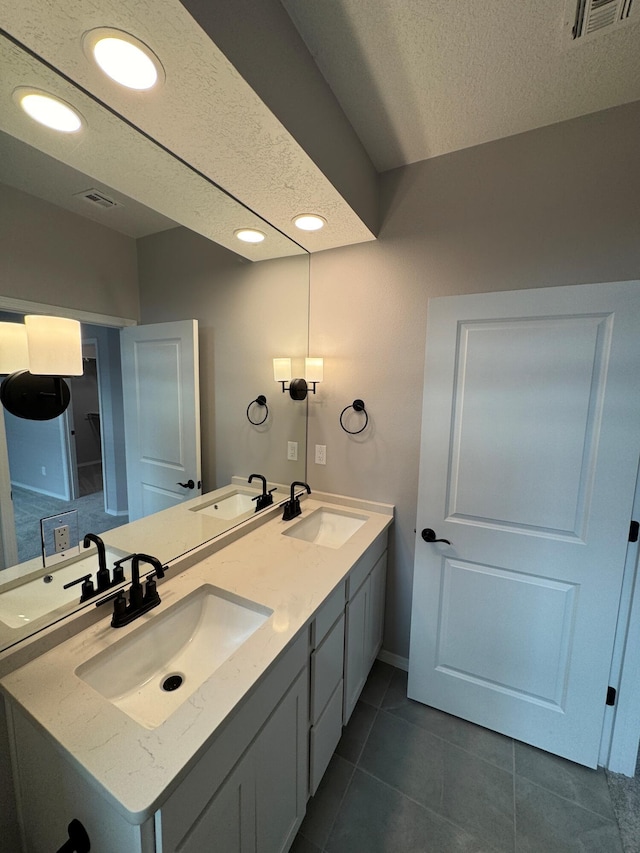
[0,31,310,652]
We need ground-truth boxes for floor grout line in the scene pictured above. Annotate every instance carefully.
[377,703,515,777]
[353,764,509,853]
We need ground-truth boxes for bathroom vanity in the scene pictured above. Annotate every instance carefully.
[0,492,392,853]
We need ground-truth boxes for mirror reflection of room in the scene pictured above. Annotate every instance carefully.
[1,319,128,563]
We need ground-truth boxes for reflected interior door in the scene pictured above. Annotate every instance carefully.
[121,320,201,521]
[408,281,640,768]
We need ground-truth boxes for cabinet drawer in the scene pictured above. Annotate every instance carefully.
[312,582,346,648]
[310,614,344,723]
[309,680,343,796]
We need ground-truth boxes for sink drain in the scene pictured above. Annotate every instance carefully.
[162,674,183,692]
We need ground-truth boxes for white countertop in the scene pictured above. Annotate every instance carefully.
[0,493,392,823]
[0,481,280,652]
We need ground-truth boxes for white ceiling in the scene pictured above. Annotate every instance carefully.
[281,0,640,172]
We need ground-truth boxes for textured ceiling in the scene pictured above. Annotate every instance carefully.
[0,131,178,240]
[0,35,303,260]
[0,0,376,253]
[282,0,640,171]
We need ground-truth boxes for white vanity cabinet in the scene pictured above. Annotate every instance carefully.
[159,661,308,853]
[7,633,309,853]
[343,539,387,722]
[309,584,346,795]
[3,502,392,853]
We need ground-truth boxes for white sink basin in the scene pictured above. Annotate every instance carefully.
[76,584,272,729]
[283,508,367,549]
[0,547,127,629]
[191,490,257,520]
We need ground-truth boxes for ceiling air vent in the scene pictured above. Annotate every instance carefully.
[74,188,120,209]
[569,0,637,40]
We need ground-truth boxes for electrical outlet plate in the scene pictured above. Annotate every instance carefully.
[287,441,298,461]
[41,510,80,567]
[315,444,327,465]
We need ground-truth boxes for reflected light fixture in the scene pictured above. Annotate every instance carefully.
[293,214,326,232]
[0,316,83,420]
[14,88,83,133]
[274,357,323,400]
[84,29,163,90]
[235,228,266,244]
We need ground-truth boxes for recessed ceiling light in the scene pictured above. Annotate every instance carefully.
[84,28,163,91]
[293,214,326,232]
[235,229,266,244]
[13,88,83,133]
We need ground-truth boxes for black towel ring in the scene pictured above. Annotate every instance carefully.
[247,395,269,425]
[340,399,369,434]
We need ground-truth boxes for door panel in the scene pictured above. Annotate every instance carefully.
[436,560,576,708]
[448,316,610,537]
[121,320,201,521]
[408,282,640,767]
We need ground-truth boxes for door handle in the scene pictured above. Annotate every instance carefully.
[177,479,196,489]
[421,528,451,545]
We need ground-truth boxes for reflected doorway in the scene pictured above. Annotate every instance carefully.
[0,316,130,566]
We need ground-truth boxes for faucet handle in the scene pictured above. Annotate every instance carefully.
[112,553,134,584]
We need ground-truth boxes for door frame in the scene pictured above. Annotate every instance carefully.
[600,466,640,773]
[0,296,135,569]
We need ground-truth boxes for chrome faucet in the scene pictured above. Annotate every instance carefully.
[282,481,311,521]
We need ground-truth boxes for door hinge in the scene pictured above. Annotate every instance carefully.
[606,686,617,706]
[629,520,639,542]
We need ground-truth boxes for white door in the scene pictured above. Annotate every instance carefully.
[408,281,640,768]
[121,320,201,521]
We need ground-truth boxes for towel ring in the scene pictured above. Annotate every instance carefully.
[247,395,268,425]
[340,399,369,434]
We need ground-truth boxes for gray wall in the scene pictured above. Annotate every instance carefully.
[137,227,309,492]
[0,184,139,320]
[307,101,640,659]
[5,412,69,499]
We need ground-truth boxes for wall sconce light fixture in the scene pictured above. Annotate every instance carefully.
[0,316,83,420]
[273,357,323,400]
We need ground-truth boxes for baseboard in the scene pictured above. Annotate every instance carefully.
[10,481,69,501]
[377,649,409,672]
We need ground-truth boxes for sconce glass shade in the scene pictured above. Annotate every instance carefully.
[0,323,29,374]
[273,357,292,383]
[25,316,83,376]
[305,357,324,384]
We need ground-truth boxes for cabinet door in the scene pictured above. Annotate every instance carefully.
[366,555,386,669]
[343,579,369,723]
[175,751,255,853]
[255,669,308,853]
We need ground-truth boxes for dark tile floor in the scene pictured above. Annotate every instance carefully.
[293,662,626,853]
